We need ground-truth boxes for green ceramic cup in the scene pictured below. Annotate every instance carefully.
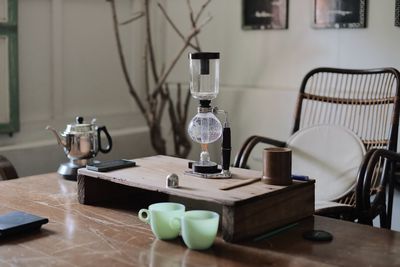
[139,202,185,240]
[171,210,219,250]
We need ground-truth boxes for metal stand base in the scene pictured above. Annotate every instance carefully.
[184,169,232,179]
[58,159,98,181]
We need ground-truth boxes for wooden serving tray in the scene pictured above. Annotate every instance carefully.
[77,155,314,242]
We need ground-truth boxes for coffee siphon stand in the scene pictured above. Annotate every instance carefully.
[186,52,232,179]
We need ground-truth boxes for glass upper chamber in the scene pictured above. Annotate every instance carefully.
[189,52,220,100]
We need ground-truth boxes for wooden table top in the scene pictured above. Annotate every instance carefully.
[0,173,399,266]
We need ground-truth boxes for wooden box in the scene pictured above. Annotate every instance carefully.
[77,155,314,242]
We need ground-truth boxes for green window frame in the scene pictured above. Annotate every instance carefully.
[0,0,18,135]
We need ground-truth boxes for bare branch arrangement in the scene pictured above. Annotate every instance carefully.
[107,0,212,158]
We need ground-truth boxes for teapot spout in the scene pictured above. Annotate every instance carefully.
[46,126,67,147]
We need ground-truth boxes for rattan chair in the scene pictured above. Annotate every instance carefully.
[0,155,18,180]
[234,67,400,224]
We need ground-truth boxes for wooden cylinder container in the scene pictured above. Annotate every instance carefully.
[262,148,292,186]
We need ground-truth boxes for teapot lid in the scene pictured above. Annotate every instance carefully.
[63,117,94,134]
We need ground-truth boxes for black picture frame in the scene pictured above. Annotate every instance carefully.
[242,0,288,30]
[0,0,19,135]
[396,0,400,27]
[314,0,367,29]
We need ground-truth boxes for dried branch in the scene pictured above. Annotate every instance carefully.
[166,84,192,157]
[165,87,180,155]
[119,12,144,25]
[144,0,159,83]
[176,83,182,121]
[183,87,191,123]
[158,84,169,122]
[194,0,212,23]
[157,3,200,51]
[144,43,151,103]
[154,15,212,93]
[159,62,166,79]
[108,0,211,157]
[186,0,201,50]
[157,95,168,125]
[109,0,146,115]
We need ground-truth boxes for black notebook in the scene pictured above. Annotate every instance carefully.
[0,211,49,237]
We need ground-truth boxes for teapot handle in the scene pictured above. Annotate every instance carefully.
[97,126,113,153]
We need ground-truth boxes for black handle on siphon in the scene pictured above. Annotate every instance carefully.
[221,127,231,171]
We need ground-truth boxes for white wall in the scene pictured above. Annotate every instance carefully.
[0,0,156,176]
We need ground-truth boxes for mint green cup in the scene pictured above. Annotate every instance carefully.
[171,210,219,250]
[139,202,185,240]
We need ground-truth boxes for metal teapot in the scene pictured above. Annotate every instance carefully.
[46,116,112,180]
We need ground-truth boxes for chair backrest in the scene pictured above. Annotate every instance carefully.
[293,67,400,152]
[0,155,18,180]
[292,68,400,205]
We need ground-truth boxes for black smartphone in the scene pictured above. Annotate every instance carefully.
[0,211,49,237]
[86,159,136,172]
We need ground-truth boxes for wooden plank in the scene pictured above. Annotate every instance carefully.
[219,177,260,190]
[77,174,168,207]
[222,183,315,242]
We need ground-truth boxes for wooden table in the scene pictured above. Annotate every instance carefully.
[0,173,399,266]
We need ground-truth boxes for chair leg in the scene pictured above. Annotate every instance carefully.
[379,210,388,229]
[387,163,395,229]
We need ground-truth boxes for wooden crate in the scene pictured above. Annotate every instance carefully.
[77,155,314,242]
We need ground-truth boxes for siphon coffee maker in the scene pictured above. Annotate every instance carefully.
[186,52,232,178]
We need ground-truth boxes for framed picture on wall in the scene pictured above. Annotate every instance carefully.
[314,0,367,29]
[0,0,19,135]
[396,0,400,27]
[242,0,288,30]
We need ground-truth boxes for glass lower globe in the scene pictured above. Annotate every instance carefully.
[187,112,222,144]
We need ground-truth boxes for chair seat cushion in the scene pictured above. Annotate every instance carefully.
[287,125,366,201]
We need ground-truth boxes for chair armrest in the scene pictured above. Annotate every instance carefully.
[0,155,18,180]
[355,149,400,229]
[320,149,400,227]
[233,135,286,168]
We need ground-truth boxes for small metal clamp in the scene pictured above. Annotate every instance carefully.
[166,173,179,188]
